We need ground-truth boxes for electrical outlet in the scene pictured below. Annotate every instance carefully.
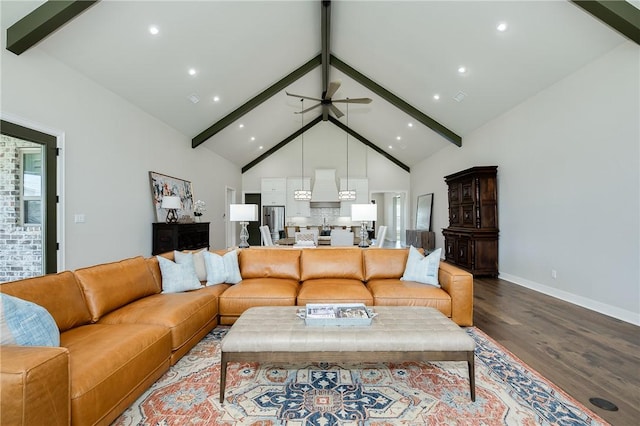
[551,269,557,279]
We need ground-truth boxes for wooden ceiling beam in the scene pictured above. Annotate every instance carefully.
[330,55,462,147]
[193,55,322,148]
[328,116,410,173]
[6,1,98,55]
[571,0,640,45]
[321,0,331,121]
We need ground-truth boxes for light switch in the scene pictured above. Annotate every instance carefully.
[74,214,86,223]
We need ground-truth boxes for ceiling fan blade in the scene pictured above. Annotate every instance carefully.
[286,92,323,102]
[294,103,322,114]
[329,104,344,119]
[324,79,341,100]
[332,97,373,104]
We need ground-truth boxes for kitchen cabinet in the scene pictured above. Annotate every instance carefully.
[261,178,286,206]
[442,166,498,276]
[339,178,368,217]
[286,177,311,217]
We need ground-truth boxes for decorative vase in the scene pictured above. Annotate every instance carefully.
[194,216,201,223]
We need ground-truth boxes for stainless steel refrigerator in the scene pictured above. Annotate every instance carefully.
[263,206,285,243]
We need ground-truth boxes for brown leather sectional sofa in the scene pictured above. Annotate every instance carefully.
[0,246,473,426]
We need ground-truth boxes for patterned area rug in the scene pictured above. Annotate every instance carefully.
[113,327,608,425]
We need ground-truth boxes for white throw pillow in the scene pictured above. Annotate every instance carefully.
[203,250,242,285]
[174,249,207,281]
[401,246,442,287]
[157,255,202,293]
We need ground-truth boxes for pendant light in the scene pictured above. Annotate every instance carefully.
[338,100,356,201]
[294,98,312,201]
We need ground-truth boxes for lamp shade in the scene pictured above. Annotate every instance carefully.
[161,196,182,209]
[351,204,377,222]
[230,204,258,221]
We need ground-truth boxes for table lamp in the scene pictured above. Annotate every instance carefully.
[351,204,377,248]
[230,204,258,248]
[161,196,181,223]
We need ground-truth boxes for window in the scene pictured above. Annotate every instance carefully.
[20,148,43,226]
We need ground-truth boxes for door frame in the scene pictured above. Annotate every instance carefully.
[1,117,63,274]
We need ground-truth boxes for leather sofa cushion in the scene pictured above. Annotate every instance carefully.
[61,324,171,426]
[366,279,452,318]
[0,345,70,426]
[363,248,410,281]
[98,285,227,352]
[75,256,160,322]
[219,278,299,318]
[0,271,91,332]
[297,279,373,305]
[239,248,301,280]
[300,248,364,281]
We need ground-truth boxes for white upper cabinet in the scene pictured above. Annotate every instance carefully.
[261,178,286,206]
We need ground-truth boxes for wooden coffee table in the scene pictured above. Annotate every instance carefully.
[219,306,476,403]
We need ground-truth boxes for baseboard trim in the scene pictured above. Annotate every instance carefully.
[498,272,640,326]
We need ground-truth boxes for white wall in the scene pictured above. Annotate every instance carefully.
[410,42,639,324]
[1,48,242,270]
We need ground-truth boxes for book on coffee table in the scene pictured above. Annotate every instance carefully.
[299,303,376,326]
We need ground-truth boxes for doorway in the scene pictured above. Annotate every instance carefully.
[225,187,236,248]
[1,120,58,281]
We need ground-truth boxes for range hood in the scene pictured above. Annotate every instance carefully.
[310,169,340,207]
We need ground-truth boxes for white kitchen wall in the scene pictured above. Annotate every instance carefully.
[243,122,409,193]
[410,42,639,324]
[1,48,242,270]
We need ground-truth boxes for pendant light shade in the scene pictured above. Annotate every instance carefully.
[294,98,312,201]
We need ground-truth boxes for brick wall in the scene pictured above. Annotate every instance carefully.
[0,134,43,283]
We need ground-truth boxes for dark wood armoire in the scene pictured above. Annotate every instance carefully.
[442,166,499,276]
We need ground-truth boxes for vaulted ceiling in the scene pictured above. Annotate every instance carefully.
[2,1,638,172]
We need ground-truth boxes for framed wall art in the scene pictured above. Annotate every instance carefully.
[416,193,434,231]
[149,171,194,222]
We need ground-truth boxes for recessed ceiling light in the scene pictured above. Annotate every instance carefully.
[250,137,256,141]
[258,146,264,150]
[408,122,413,128]
[433,94,440,100]
[213,96,220,102]
[148,25,159,35]
[388,145,393,149]
[497,22,508,32]
[396,136,401,141]
[458,66,467,74]
[188,68,197,76]
[238,124,244,129]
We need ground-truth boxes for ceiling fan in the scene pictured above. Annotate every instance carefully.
[286,79,372,119]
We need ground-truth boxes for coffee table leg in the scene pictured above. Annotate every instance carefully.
[467,351,476,402]
[219,352,228,403]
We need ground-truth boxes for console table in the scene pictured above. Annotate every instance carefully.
[152,222,210,255]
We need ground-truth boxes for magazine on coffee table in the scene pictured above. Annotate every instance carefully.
[298,303,376,326]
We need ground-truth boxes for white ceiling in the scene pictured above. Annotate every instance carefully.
[1,0,629,169]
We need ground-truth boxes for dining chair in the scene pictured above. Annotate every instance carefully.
[259,225,274,246]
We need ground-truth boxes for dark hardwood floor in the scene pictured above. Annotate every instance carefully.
[473,277,640,425]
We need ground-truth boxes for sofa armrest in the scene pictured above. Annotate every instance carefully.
[0,345,70,426]
[438,262,474,326]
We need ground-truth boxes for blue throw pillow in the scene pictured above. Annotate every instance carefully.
[401,246,442,287]
[203,250,242,285]
[0,293,60,346]
[157,255,202,293]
